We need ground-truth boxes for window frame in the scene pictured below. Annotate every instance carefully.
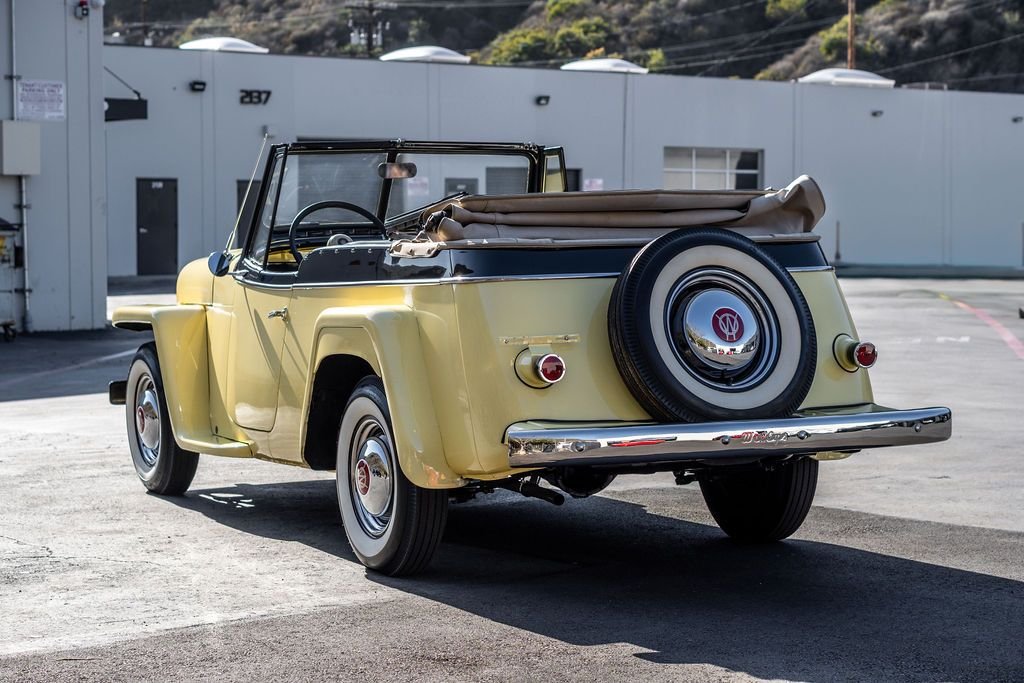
[663,147,763,191]
[240,146,287,273]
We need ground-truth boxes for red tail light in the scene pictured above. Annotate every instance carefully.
[536,354,566,384]
[854,342,877,368]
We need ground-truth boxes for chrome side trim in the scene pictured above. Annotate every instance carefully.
[232,264,829,291]
[295,273,619,290]
[786,265,835,273]
[235,270,835,290]
[505,405,952,468]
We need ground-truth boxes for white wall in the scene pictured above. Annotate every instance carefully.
[947,91,1024,267]
[797,84,947,265]
[0,0,106,331]
[103,45,1024,276]
[104,48,206,276]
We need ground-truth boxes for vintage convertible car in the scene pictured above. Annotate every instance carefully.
[109,139,951,575]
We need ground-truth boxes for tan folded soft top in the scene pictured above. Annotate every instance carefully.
[391,175,825,257]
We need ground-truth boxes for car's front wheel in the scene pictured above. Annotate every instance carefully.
[699,457,818,542]
[335,377,448,576]
[125,343,199,495]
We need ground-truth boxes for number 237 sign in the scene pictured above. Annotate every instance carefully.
[239,89,272,105]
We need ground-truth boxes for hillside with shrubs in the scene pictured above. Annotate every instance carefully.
[105,0,1024,92]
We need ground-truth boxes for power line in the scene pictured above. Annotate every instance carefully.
[654,15,840,57]
[501,15,840,69]
[697,0,821,76]
[658,39,812,72]
[877,30,1024,74]
[945,70,1024,83]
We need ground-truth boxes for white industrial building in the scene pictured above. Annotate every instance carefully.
[0,0,106,333]
[2,1,1024,332]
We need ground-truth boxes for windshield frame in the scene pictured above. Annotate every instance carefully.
[238,140,547,273]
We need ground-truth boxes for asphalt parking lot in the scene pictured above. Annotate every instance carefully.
[1,277,1022,681]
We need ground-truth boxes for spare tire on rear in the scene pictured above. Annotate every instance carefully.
[608,227,816,422]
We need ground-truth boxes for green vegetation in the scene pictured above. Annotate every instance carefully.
[546,0,588,22]
[766,0,808,19]
[489,28,556,64]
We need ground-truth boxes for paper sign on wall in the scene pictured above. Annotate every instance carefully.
[16,80,66,122]
[583,178,604,191]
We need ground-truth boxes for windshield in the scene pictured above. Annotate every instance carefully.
[275,152,386,224]
[270,149,533,227]
[250,146,537,271]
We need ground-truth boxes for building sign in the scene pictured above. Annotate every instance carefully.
[239,89,272,105]
[583,178,604,191]
[16,80,66,122]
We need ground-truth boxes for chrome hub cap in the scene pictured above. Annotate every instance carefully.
[682,289,760,370]
[667,268,780,391]
[350,420,394,538]
[133,377,161,468]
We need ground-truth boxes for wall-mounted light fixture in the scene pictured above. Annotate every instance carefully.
[189,80,207,93]
[535,95,551,106]
[1013,116,1023,124]
[870,110,884,118]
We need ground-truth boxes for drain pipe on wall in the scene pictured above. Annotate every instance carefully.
[8,0,30,331]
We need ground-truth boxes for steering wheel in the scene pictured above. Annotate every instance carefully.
[288,200,387,265]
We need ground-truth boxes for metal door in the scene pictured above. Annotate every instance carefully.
[136,178,178,275]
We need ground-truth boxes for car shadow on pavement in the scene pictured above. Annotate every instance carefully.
[171,479,1024,682]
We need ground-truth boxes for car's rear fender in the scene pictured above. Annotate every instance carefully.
[305,306,464,489]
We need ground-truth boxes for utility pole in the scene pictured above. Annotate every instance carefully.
[346,1,395,57]
[847,0,856,69]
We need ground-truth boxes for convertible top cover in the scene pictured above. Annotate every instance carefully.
[393,175,826,255]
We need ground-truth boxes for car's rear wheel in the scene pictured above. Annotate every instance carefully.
[335,377,448,576]
[609,227,816,422]
[125,343,199,495]
[699,457,818,542]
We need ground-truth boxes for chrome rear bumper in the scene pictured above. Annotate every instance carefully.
[505,404,951,468]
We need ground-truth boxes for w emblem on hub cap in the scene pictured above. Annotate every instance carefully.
[712,307,744,342]
[356,460,371,496]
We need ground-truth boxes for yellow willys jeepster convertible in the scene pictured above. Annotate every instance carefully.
[109,140,951,576]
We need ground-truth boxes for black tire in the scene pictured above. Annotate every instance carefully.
[609,227,816,422]
[699,457,818,542]
[125,343,199,496]
[335,377,448,576]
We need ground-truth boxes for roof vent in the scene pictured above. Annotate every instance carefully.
[797,68,894,88]
[560,58,649,74]
[379,46,471,64]
[178,37,269,54]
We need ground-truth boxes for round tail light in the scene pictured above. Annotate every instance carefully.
[854,342,877,368]
[536,354,566,384]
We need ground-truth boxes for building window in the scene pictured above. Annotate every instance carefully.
[663,147,763,191]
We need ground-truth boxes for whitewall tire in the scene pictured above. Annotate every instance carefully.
[335,377,448,576]
[609,228,817,422]
[125,343,199,495]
